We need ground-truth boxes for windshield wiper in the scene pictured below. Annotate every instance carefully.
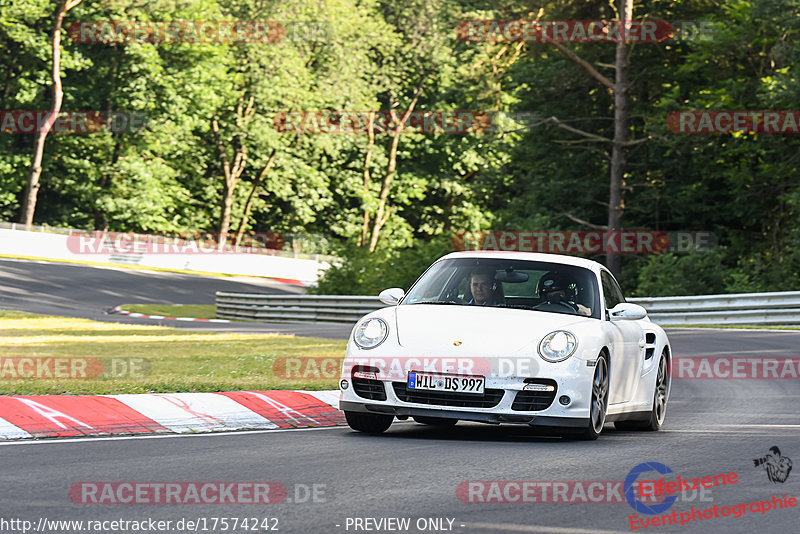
[495,304,536,311]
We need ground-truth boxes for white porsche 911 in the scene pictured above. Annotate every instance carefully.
[338,251,671,439]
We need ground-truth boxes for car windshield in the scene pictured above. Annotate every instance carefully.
[401,257,601,319]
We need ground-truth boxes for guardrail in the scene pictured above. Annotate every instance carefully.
[215,293,382,323]
[216,291,800,326]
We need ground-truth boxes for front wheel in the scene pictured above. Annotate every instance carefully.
[615,351,669,431]
[344,411,393,434]
[581,353,609,440]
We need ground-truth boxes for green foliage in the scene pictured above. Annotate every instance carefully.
[633,250,731,297]
[310,237,453,295]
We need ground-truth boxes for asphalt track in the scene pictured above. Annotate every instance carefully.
[1,258,799,533]
[1,330,798,534]
[0,258,351,338]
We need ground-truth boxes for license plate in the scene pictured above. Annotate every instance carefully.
[407,372,485,394]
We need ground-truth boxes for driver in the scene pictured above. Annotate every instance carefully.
[539,273,591,316]
[468,268,498,306]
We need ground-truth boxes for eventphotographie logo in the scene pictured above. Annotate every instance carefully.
[626,462,737,517]
[754,446,793,483]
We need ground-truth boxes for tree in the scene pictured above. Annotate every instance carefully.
[542,0,641,275]
[19,0,82,229]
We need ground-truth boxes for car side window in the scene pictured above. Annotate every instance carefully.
[600,271,626,310]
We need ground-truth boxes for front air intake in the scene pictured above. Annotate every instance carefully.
[512,378,558,411]
[351,365,386,401]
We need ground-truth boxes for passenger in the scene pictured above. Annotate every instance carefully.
[539,273,591,316]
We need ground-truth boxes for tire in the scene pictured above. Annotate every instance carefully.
[413,416,458,427]
[615,351,669,431]
[580,353,609,440]
[344,411,393,434]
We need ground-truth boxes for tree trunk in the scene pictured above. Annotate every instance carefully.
[20,0,83,229]
[359,112,375,247]
[212,122,248,249]
[607,0,633,277]
[368,125,401,252]
[368,76,428,251]
[212,95,255,249]
[234,149,276,249]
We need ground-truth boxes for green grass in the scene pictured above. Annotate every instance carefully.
[120,304,217,319]
[0,310,346,395]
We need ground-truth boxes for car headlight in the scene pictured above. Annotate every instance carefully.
[353,318,389,349]
[538,331,577,362]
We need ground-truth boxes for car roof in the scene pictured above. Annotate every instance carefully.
[438,250,603,273]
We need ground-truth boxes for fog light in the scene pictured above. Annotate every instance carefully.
[559,395,571,405]
[353,371,377,380]
[340,379,349,390]
[524,383,555,392]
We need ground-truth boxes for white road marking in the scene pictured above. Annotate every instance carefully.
[666,327,800,333]
[661,428,800,434]
[0,422,351,446]
[463,522,626,533]
[717,424,800,428]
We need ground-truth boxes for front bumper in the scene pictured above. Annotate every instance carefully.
[339,354,595,429]
[339,399,587,428]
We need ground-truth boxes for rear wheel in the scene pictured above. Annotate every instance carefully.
[615,351,669,431]
[344,411,393,434]
[581,354,609,440]
[413,416,457,427]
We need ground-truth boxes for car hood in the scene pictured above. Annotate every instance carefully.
[394,304,592,355]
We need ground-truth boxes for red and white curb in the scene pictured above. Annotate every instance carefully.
[0,390,342,440]
[111,306,230,323]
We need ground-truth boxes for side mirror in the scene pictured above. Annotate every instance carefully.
[609,302,647,321]
[378,288,405,306]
